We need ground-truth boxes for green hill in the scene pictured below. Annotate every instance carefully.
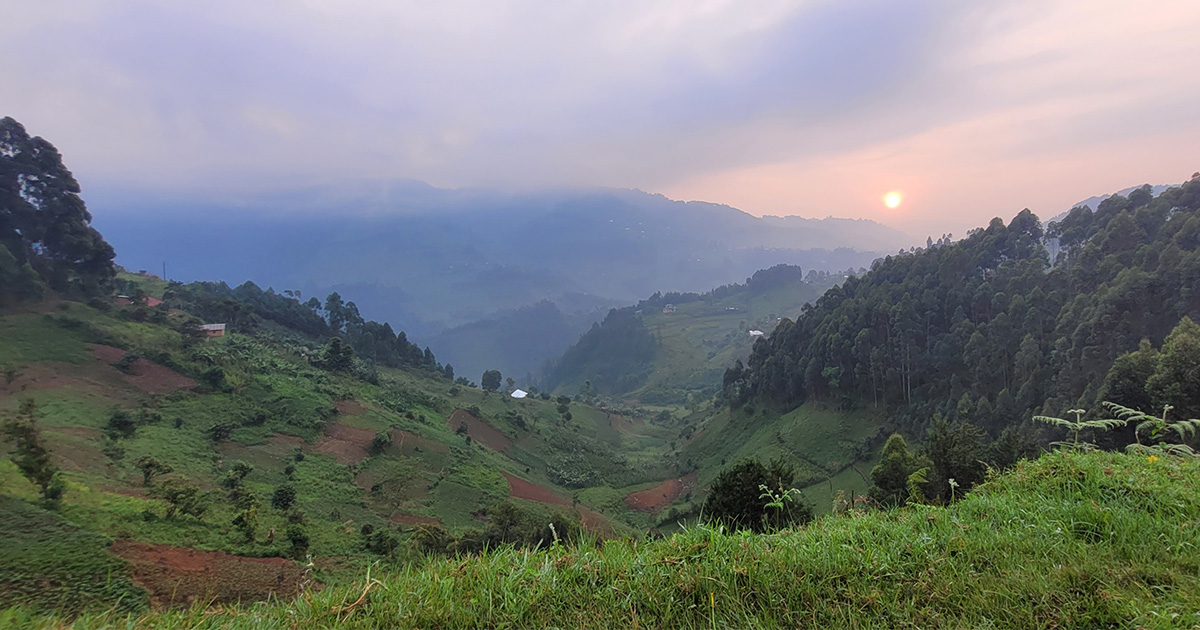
[731,179,1200,433]
[544,264,840,404]
[7,449,1197,628]
[0,279,701,611]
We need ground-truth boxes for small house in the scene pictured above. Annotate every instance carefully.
[511,389,528,399]
[200,323,227,339]
[749,330,765,337]
[662,304,676,314]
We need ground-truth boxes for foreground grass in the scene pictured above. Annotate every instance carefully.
[6,449,1200,629]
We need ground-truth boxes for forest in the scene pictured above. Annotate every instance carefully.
[724,177,1200,438]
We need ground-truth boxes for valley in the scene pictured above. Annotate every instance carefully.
[4,83,1200,626]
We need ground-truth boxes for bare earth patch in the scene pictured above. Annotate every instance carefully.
[109,540,311,608]
[502,472,570,506]
[447,409,512,451]
[609,413,645,437]
[389,513,442,527]
[87,344,196,394]
[335,399,368,416]
[500,473,613,534]
[312,423,375,464]
[625,472,699,513]
[0,361,137,401]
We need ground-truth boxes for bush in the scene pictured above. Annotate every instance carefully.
[272,484,297,511]
[703,458,812,532]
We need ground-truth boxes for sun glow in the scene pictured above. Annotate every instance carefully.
[884,192,902,209]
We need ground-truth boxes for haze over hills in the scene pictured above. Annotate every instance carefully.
[91,182,911,381]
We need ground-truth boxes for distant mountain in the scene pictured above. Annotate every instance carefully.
[428,298,620,387]
[90,182,910,360]
[1047,183,1176,224]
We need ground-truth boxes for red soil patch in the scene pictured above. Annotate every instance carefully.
[500,473,613,535]
[335,399,368,416]
[312,423,375,464]
[87,344,196,394]
[501,472,570,506]
[267,432,306,449]
[47,426,102,440]
[389,513,442,527]
[110,540,312,608]
[625,472,699,513]
[447,409,512,452]
[88,344,126,363]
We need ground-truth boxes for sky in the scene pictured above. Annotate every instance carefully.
[3,0,1200,236]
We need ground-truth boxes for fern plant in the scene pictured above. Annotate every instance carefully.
[1032,408,1127,449]
[1102,402,1200,459]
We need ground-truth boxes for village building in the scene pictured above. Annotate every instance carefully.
[200,323,227,339]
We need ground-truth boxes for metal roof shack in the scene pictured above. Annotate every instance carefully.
[199,323,227,339]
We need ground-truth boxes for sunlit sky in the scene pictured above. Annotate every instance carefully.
[4,0,1200,236]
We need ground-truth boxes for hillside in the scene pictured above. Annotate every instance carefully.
[0,277,712,611]
[543,265,840,403]
[428,298,620,389]
[90,184,909,341]
[729,176,1200,437]
[8,450,1197,628]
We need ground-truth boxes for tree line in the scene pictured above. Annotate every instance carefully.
[725,175,1200,437]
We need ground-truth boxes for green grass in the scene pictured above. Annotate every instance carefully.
[685,403,886,489]
[8,449,1198,628]
[0,495,146,615]
[0,314,92,366]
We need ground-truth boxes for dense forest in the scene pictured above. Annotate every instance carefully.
[0,117,115,303]
[725,175,1200,434]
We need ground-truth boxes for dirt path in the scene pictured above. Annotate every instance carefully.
[109,540,311,608]
[447,409,512,451]
[625,472,699,513]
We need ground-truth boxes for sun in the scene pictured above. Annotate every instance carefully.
[884,192,902,209]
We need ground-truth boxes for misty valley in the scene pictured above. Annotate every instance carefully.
[4,3,1200,627]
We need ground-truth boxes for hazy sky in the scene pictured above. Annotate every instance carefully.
[3,0,1200,236]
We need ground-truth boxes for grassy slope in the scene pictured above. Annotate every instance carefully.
[8,449,1198,629]
[678,402,888,517]
[0,294,696,612]
[554,281,823,405]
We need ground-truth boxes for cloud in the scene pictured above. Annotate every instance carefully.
[1,0,1198,232]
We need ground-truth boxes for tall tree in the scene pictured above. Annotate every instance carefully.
[0,117,115,300]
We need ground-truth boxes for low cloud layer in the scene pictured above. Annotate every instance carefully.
[3,0,1199,235]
